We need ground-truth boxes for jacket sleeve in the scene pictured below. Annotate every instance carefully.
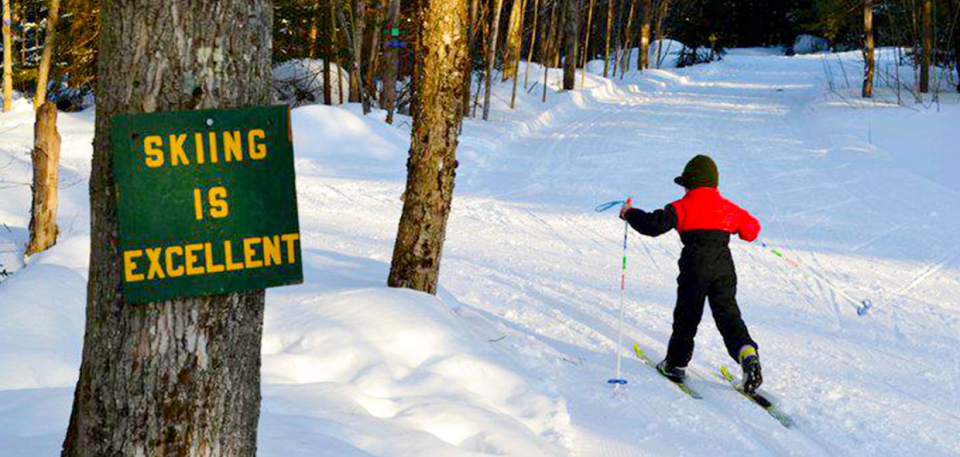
[624,205,678,237]
[736,207,761,242]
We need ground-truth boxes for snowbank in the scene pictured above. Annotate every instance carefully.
[273,59,350,106]
[792,34,830,54]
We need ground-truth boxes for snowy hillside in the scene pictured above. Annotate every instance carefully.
[2,49,959,456]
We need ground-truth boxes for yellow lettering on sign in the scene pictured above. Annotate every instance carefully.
[193,188,204,220]
[244,237,263,268]
[123,250,145,282]
[169,134,189,166]
[281,233,300,264]
[208,132,219,164]
[224,240,244,271]
[185,243,204,276]
[166,246,184,277]
[248,129,267,160]
[209,187,229,218]
[144,135,164,168]
[145,247,166,280]
[194,132,206,164]
[263,235,281,266]
[223,131,243,162]
[204,243,225,273]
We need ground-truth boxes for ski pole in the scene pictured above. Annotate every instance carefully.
[597,197,631,386]
[757,239,873,316]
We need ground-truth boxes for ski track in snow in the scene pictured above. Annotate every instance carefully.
[2,50,960,456]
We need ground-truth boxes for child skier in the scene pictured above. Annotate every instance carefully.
[619,154,763,393]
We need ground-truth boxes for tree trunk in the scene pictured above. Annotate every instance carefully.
[365,0,384,113]
[462,0,480,116]
[2,0,11,112]
[308,14,319,59]
[384,0,401,122]
[60,1,272,455]
[524,0,540,89]
[34,0,61,108]
[387,0,469,294]
[482,0,505,120]
[920,0,931,93]
[862,0,874,98]
[653,0,669,68]
[324,0,333,106]
[347,0,365,103]
[542,0,558,102]
[510,0,527,106]
[638,0,650,70]
[503,0,524,80]
[26,102,60,255]
[581,0,595,87]
[561,0,579,89]
[619,0,636,77]
[603,0,615,77]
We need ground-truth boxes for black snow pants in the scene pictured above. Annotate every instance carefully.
[665,230,757,368]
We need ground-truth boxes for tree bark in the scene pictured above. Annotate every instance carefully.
[862,0,874,98]
[561,0,579,89]
[365,0,385,113]
[503,0,524,80]
[26,102,60,255]
[34,0,61,108]
[603,0,615,77]
[388,0,469,294]
[920,0,931,93]
[482,0,505,120]
[2,0,12,112]
[580,0,596,87]
[619,0,636,77]
[346,0,365,103]
[638,0,650,70]
[384,0,401,122]
[60,1,272,455]
[308,14,319,59]
[542,0,558,101]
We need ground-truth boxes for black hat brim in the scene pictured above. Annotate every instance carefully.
[674,176,685,187]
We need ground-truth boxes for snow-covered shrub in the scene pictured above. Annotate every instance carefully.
[791,34,830,55]
[273,59,349,106]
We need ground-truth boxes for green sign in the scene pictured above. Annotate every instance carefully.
[112,105,303,304]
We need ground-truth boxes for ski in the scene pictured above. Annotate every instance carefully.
[633,343,702,399]
[719,365,792,428]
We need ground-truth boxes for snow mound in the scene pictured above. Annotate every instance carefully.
[274,59,350,106]
[261,282,570,456]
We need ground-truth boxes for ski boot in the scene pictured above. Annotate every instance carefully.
[656,359,687,383]
[739,345,762,394]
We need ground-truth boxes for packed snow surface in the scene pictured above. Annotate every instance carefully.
[2,49,959,456]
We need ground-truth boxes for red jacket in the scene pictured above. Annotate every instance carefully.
[623,188,760,243]
[670,188,760,242]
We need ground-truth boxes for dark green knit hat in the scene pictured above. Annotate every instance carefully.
[674,154,719,189]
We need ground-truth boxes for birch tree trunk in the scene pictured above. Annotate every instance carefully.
[920,0,931,93]
[34,0,61,108]
[61,1,272,455]
[638,0,650,70]
[561,0,579,89]
[384,0,401,122]
[26,102,59,255]
[2,0,11,112]
[603,0,615,77]
[503,0,524,80]
[483,0,506,120]
[862,0,874,98]
[388,0,469,294]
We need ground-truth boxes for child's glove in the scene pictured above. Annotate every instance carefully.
[619,198,633,220]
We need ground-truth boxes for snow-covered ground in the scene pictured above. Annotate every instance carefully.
[2,49,959,456]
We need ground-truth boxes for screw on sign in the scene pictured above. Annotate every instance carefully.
[111,105,303,304]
